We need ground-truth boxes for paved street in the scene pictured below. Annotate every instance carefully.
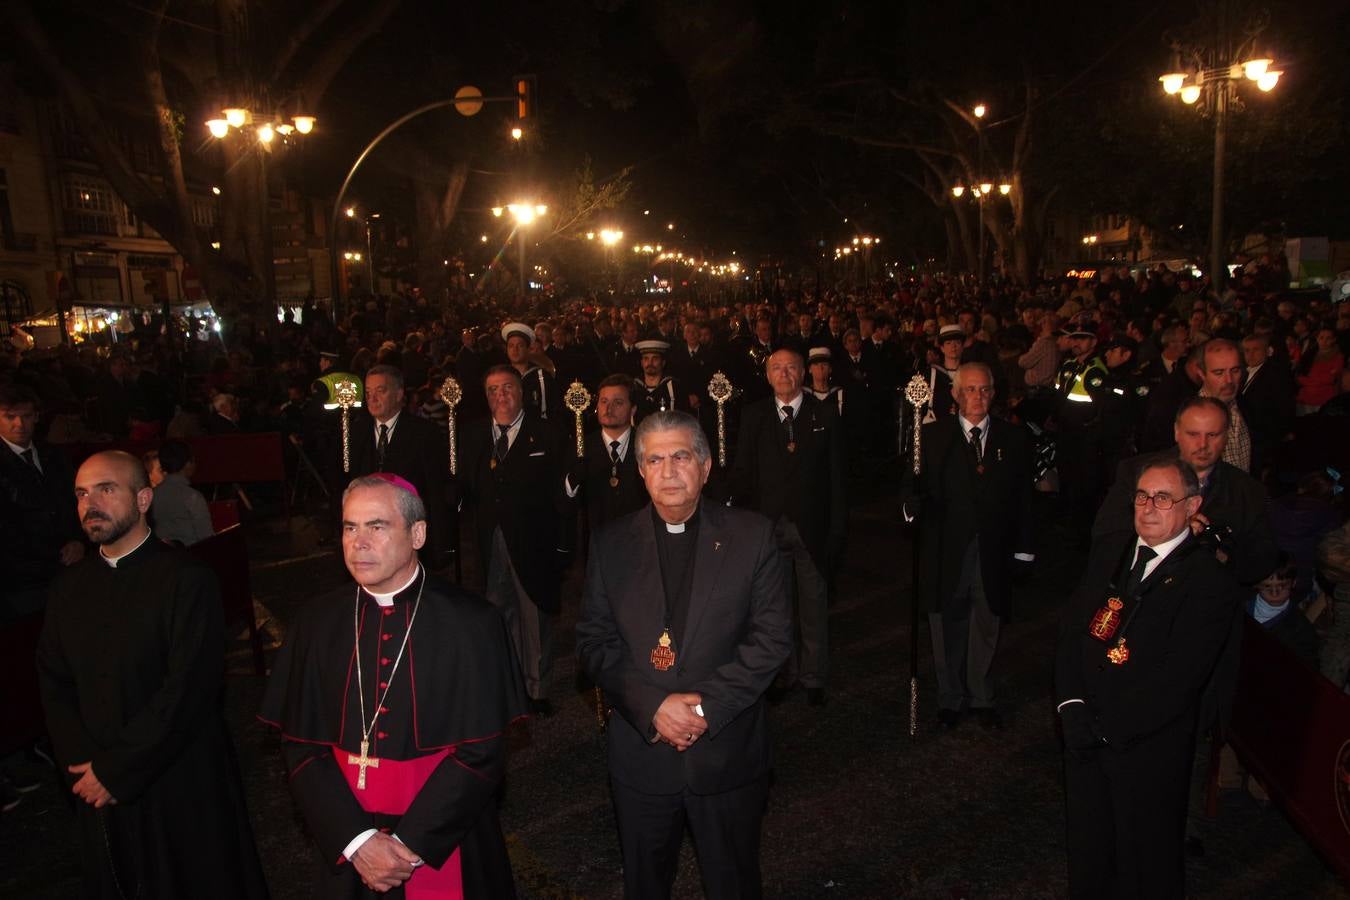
[2,478,1346,899]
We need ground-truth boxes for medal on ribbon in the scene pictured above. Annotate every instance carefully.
[1106,637,1130,665]
[650,629,676,671]
[1088,597,1124,642]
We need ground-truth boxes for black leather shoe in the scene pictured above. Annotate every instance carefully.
[973,708,1003,730]
[807,688,826,707]
[936,708,961,730]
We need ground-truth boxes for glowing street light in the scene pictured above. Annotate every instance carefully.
[206,118,229,139]
[998,183,1012,195]
[952,185,965,198]
[1159,72,1187,95]
[599,229,623,246]
[511,127,523,141]
[1158,50,1282,287]
[972,103,986,118]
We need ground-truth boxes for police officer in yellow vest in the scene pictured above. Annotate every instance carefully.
[1054,318,1109,545]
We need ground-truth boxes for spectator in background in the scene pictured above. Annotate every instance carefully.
[207,393,241,434]
[1315,522,1350,691]
[1295,327,1344,415]
[1269,470,1342,603]
[1248,560,1318,669]
[151,439,214,546]
[143,449,165,488]
[1017,312,1063,389]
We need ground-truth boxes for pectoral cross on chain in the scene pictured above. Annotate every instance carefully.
[348,738,380,790]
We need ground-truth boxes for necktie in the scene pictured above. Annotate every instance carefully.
[494,424,509,462]
[377,424,389,469]
[968,425,983,467]
[781,405,795,449]
[1121,545,1158,599]
[609,440,621,463]
[20,447,39,473]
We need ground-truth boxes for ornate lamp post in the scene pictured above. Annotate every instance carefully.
[1158,14,1281,291]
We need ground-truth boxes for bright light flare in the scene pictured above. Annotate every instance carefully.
[952,185,965,198]
[1242,58,1272,81]
[223,108,248,128]
[1159,73,1187,95]
[293,116,315,135]
[1180,85,1202,104]
[206,119,229,139]
[1257,70,1282,92]
[973,103,986,118]
[256,123,275,144]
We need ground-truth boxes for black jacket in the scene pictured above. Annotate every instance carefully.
[576,503,791,795]
[349,411,452,558]
[730,394,846,574]
[902,415,1034,618]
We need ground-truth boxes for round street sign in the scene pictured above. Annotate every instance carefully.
[454,86,484,117]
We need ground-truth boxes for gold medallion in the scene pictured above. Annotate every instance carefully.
[609,476,619,488]
[1106,637,1130,665]
[490,458,498,470]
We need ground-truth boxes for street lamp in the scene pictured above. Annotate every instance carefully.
[205,105,315,145]
[495,202,548,298]
[1157,50,1282,289]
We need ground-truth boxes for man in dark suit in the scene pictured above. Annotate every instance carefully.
[456,365,569,715]
[731,348,846,705]
[565,374,646,533]
[0,383,84,621]
[349,364,452,566]
[903,362,1034,729]
[576,410,791,900]
[1094,396,1278,588]
[1237,332,1294,476]
[1056,456,1242,899]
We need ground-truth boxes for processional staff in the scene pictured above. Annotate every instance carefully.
[903,373,933,737]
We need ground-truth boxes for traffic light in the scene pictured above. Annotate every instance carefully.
[515,75,535,119]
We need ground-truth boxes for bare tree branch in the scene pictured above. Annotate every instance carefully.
[291,0,401,110]
[270,0,346,84]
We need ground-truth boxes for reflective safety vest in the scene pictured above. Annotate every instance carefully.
[1060,356,1108,404]
[316,371,365,409]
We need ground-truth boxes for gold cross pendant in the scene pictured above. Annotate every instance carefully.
[348,738,380,790]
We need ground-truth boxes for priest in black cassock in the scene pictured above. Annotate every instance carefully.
[38,451,267,899]
[261,473,526,899]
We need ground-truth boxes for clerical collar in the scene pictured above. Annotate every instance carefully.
[363,566,422,607]
[654,503,700,534]
[101,528,153,568]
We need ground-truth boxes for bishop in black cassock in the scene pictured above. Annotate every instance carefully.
[260,473,527,899]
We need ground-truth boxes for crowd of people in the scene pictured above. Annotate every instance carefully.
[3,254,1350,897]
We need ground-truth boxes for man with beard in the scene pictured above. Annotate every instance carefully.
[38,451,267,898]
[565,374,647,533]
[261,474,526,898]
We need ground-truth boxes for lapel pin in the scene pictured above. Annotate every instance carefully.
[997,447,1003,462]
[1163,576,1174,585]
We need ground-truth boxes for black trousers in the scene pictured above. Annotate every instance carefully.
[1063,731,1193,900]
[610,774,768,900]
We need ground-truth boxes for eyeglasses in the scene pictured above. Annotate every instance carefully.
[1132,490,1194,510]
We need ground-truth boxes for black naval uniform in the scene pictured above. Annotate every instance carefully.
[632,376,687,425]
